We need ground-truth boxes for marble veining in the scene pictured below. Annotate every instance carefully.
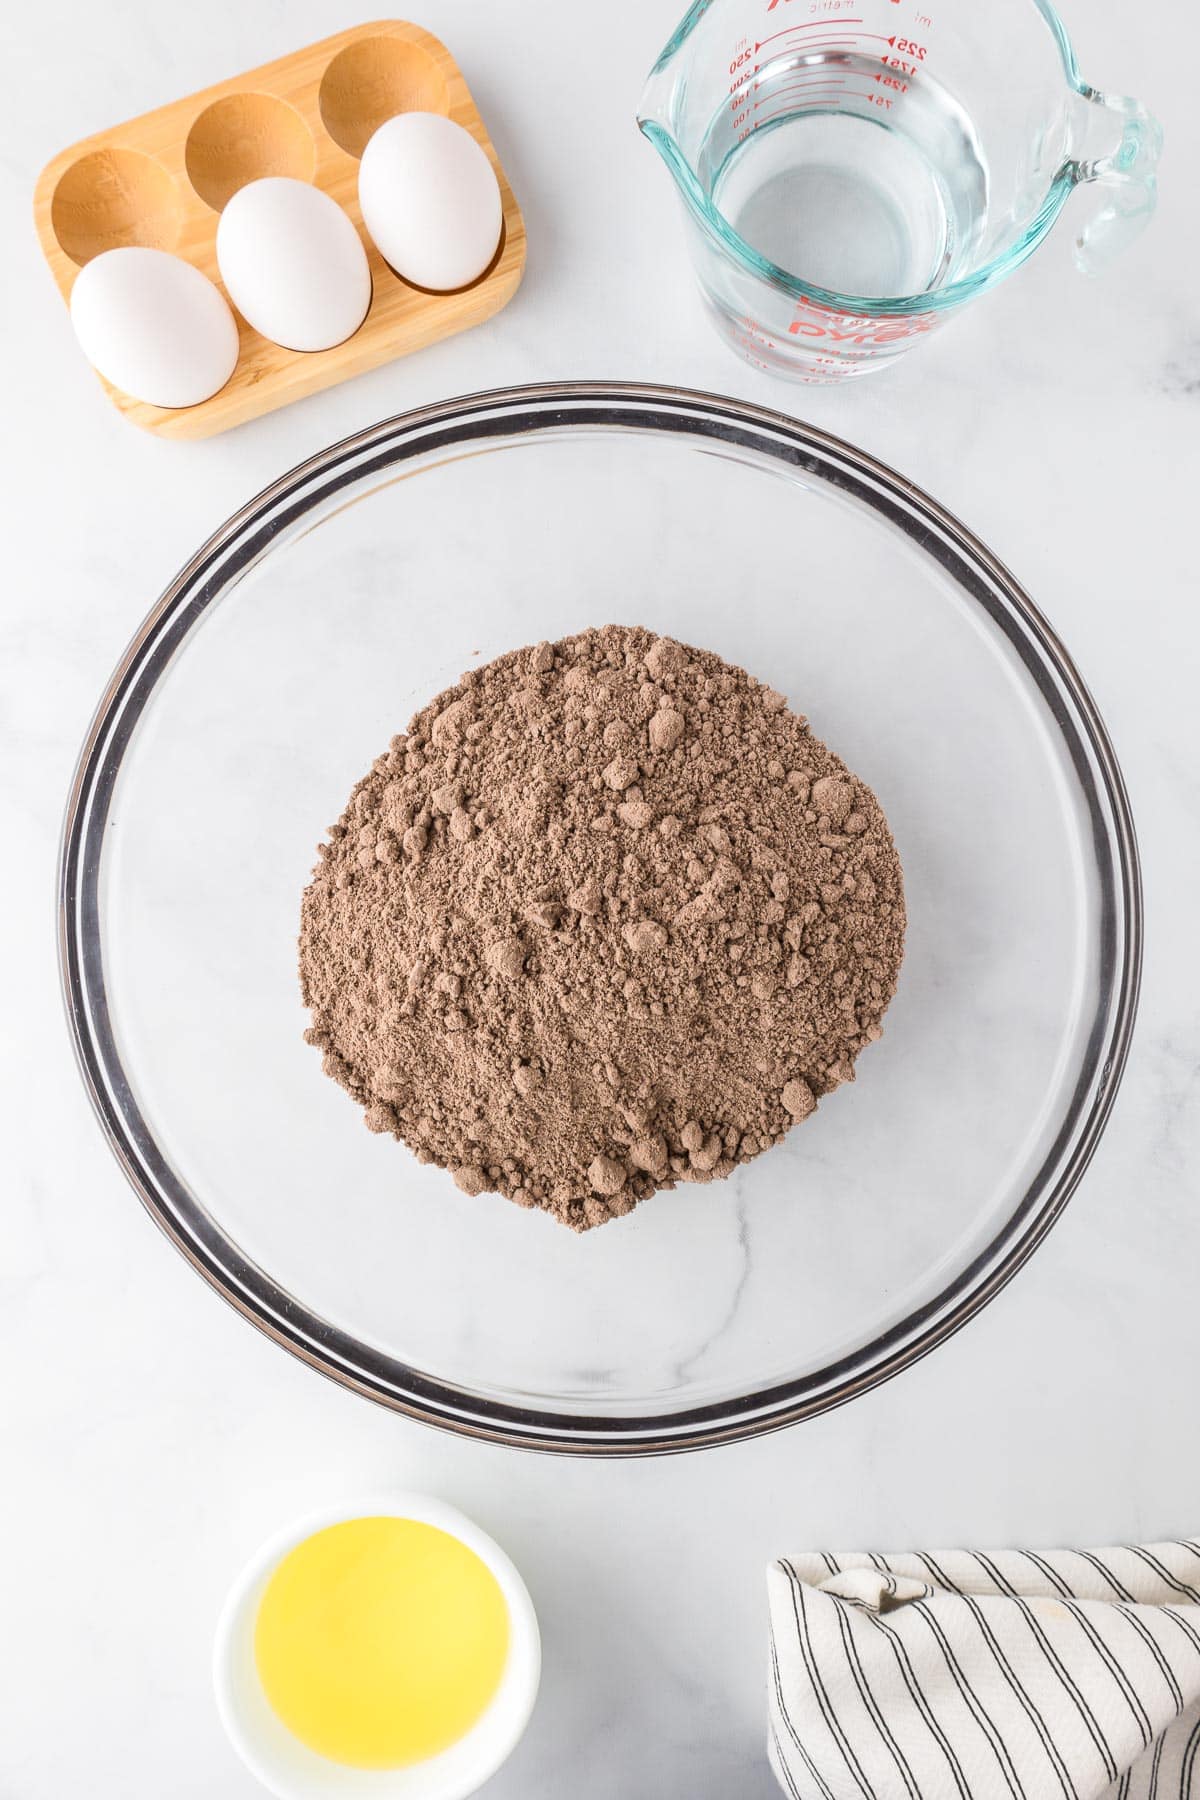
[4,1,1195,1795]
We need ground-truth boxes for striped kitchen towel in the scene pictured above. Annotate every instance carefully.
[769,1543,1200,1799]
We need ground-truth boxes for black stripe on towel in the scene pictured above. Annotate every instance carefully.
[770,1620,838,1800]
[1021,1551,1077,1602]
[1182,1713,1200,1791]
[912,1599,1027,1800]
[961,1594,1079,1800]
[1114,1603,1186,1713]
[784,1563,876,1800]
[1148,1730,1165,1798]
[1062,1601,1154,1747]
[858,1605,976,1800]
[1073,1550,1138,1604]
[832,1595,923,1800]
[1127,1546,1200,1607]
[1012,1595,1120,1786]
[973,1551,1022,1599]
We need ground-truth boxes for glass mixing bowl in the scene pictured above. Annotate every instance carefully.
[60,384,1140,1454]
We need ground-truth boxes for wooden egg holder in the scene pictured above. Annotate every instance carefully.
[33,21,526,439]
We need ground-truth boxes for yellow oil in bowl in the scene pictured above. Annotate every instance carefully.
[253,1515,510,1768]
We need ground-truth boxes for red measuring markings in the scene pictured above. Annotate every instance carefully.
[732,314,775,371]
[749,54,860,78]
[753,67,856,86]
[755,96,887,125]
[755,87,847,113]
[758,36,872,48]
[756,22,896,49]
[755,82,847,101]
[753,91,897,123]
[737,35,889,81]
[785,293,939,346]
[756,18,861,48]
[878,36,928,72]
[737,46,867,95]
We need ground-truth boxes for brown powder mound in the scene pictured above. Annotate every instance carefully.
[299,626,905,1230]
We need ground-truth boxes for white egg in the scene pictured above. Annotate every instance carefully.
[359,113,503,291]
[216,178,371,353]
[70,247,239,408]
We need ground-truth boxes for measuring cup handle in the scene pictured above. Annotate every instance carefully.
[1071,89,1163,276]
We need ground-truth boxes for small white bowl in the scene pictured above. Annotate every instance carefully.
[213,1494,541,1800]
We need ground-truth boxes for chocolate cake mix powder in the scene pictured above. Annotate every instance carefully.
[299,626,905,1229]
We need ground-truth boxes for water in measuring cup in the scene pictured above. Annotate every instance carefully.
[699,52,988,300]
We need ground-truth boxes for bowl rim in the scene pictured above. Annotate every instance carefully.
[212,1492,541,1799]
[58,380,1142,1455]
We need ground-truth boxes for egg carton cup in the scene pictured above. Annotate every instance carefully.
[33,20,526,438]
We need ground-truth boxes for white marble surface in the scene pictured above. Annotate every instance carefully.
[2,1,1196,1794]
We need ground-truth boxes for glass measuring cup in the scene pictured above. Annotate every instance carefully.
[638,0,1160,382]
